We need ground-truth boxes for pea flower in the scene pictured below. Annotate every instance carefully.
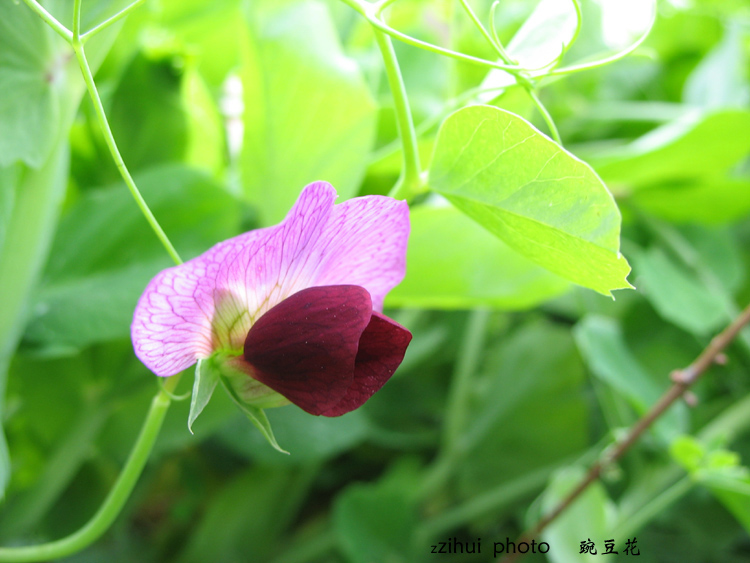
[132,182,411,417]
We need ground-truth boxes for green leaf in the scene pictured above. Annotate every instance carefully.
[386,204,569,309]
[0,2,63,167]
[177,465,314,562]
[188,359,220,434]
[589,109,750,190]
[458,319,588,496]
[220,377,288,454]
[0,165,20,277]
[334,462,420,563]
[108,51,189,172]
[429,105,631,296]
[239,0,377,224]
[633,247,730,335]
[573,315,687,442]
[0,141,70,500]
[540,466,614,563]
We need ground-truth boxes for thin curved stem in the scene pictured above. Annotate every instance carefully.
[366,4,526,73]
[71,31,182,265]
[418,309,491,498]
[0,374,182,562]
[489,1,516,65]
[546,2,656,77]
[528,88,561,144]
[81,0,147,43]
[460,0,502,60]
[461,0,563,144]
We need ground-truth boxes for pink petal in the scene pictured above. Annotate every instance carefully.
[132,182,411,379]
[132,183,337,374]
[205,181,339,348]
[314,196,410,311]
[321,311,412,417]
[243,285,372,415]
[131,259,214,377]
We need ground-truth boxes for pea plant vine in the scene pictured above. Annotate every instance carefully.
[4,0,748,561]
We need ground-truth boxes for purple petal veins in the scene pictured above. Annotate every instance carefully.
[131,182,410,413]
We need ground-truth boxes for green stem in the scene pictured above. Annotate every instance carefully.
[81,0,146,42]
[335,0,524,72]
[459,0,562,144]
[460,0,501,60]
[546,3,655,78]
[371,29,424,200]
[488,1,516,65]
[72,0,82,38]
[419,309,491,497]
[71,38,182,265]
[444,309,490,451]
[528,88,562,144]
[0,375,181,562]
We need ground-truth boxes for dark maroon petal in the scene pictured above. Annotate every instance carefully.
[243,285,372,415]
[321,312,412,417]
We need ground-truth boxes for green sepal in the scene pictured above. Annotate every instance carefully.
[220,375,289,455]
[188,358,220,434]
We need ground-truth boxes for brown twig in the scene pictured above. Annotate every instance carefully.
[500,302,750,563]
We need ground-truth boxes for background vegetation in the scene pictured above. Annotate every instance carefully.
[1,0,750,561]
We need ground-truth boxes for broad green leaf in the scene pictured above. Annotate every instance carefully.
[429,105,631,296]
[589,109,750,190]
[574,315,687,441]
[24,165,241,352]
[177,465,312,562]
[108,51,188,172]
[540,466,615,563]
[633,247,730,335]
[0,2,62,167]
[0,2,121,502]
[0,165,20,262]
[458,320,588,496]
[188,359,220,434]
[220,377,287,454]
[0,141,70,500]
[386,204,570,309]
[240,0,377,224]
[334,463,420,563]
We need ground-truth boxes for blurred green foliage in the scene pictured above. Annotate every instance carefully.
[1,0,750,562]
